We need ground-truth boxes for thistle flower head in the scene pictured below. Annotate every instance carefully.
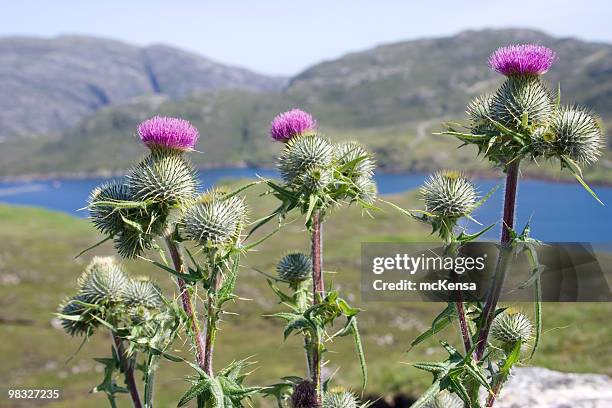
[291,380,320,408]
[78,257,129,304]
[489,44,555,77]
[127,151,198,205]
[277,253,312,283]
[425,390,464,408]
[301,167,333,193]
[550,106,603,164]
[88,181,133,236]
[57,295,97,336]
[352,175,378,204]
[113,229,155,259]
[270,109,317,142]
[322,391,358,408]
[124,278,164,309]
[138,116,199,152]
[182,192,248,247]
[278,134,334,184]
[335,141,375,179]
[421,171,477,218]
[491,312,533,344]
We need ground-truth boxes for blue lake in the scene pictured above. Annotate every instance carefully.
[0,167,610,242]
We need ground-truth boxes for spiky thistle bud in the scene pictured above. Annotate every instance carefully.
[421,171,477,218]
[335,141,375,179]
[278,134,334,184]
[301,167,333,193]
[88,181,133,236]
[182,192,248,247]
[353,175,378,204]
[127,151,198,206]
[291,380,320,408]
[277,253,312,283]
[77,257,129,304]
[322,391,358,408]
[270,109,317,142]
[138,116,199,152]
[124,278,164,309]
[57,295,98,337]
[467,94,497,137]
[491,312,533,344]
[425,390,464,408]
[490,74,555,132]
[547,106,604,164]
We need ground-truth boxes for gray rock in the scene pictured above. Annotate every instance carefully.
[492,367,612,408]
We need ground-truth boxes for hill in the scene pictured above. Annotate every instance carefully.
[0,35,286,139]
[0,29,610,180]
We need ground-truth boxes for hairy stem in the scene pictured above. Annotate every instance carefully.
[111,334,142,408]
[164,235,207,370]
[143,353,158,408]
[203,266,222,376]
[455,300,472,353]
[475,160,520,360]
[310,211,324,401]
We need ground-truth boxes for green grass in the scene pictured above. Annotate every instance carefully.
[1,184,611,407]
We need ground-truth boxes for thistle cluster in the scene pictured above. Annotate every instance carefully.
[270,109,377,224]
[449,44,604,179]
[57,257,166,338]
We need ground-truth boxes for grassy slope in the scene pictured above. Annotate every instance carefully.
[1,184,611,407]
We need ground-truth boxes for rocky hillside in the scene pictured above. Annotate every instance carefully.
[0,36,286,138]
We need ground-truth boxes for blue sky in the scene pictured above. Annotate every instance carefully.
[1,0,611,75]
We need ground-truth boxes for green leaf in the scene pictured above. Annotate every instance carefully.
[74,236,112,259]
[408,381,441,408]
[500,340,522,376]
[178,379,211,407]
[410,303,456,349]
[350,318,368,390]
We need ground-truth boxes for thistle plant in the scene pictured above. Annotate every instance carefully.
[258,108,376,406]
[59,116,265,407]
[405,44,604,407]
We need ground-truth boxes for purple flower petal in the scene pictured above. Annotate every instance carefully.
[489,44,555,76]
[269,109,317,142]
[138,116,199,151]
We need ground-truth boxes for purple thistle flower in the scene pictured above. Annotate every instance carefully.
[489,44,555,77]
[137,116,199,152]
[269,109,317,142]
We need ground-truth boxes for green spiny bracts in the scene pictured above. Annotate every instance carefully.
[278,134,334,184]
[490,75,555,132]
[57,295,98,337]
[424,390,464,408]
[277,253,312,283]
[127,151,197,206]
[182,191,248,247]
[491,312,533,344]
[301,167,333,193]
[548,106,604,164]
[88,180,135,236]
[124,278,164,309]
[421,171,477,218]
[334,141,375,179]
[467,94,497,137]
[322,391,358,408]
[78,257,129,304]
[353,175,378,204]
[113,229,154,259]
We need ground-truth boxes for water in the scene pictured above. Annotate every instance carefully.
[1,167,610,242]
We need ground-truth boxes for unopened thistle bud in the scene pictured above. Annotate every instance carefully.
[127,151,198,206]
[491,312,533,344]
[78,257,129,304]
[277,253,312,283]
[270,109,317,142]
[278,134,334,184]
[467,94,496,136]
[124,278,164,309]
[421,171,477,218]
[425,390,464,408]
[301,167,333,193]
[57,295,97,336]
[335,141,375,179]
[353,175,378,204]
[549,106,603,165]
[182,192,247,246]
[322,391,358,408]
[138,116,199,152]
[88,181,134,236]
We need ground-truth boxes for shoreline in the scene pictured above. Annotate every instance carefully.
[1,162,611,188]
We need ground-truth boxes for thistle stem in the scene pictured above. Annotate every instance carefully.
[164,235,207,370]
[310,211,324,401]
[143,353,158,408]
[475,160,520,360]
[203,267,222,376]
[455,300,472,353]
[111,334,143,408]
